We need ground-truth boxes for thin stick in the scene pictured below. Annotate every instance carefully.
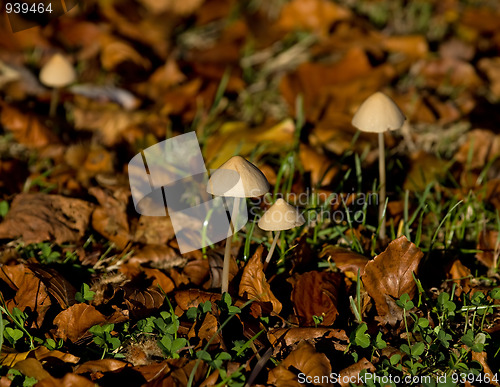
[378,132,386,240]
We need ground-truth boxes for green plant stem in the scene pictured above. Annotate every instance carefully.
[378,132,386,240]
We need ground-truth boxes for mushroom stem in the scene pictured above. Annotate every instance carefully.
[221,196,240,294]
[378,132,386,240]
[49,88,60,117]
[264,230,281,268]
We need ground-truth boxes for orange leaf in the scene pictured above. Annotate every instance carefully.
[0,193,93,244]
[291,271,341,326]
[53,304,108,343]
[239,245,282,314]
[362,236,423,325]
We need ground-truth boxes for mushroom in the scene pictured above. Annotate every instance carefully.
[258,198,305,266]
[39,53,77,117]
[351,91,405,240]
[207,155,269,293]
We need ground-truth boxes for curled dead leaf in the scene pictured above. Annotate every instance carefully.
[268,341,332,387]
[0,193,93,244]
[291,271,342,326]
[53,304,108,343]
[239,245,282,314]
[362,236,423,326]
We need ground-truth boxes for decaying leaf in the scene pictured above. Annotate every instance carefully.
[268,327,348,352]
[291,271,342,326]
[0,193,93,244]
[338,358,376,387]
[268,341,332,387]
[0,264,51,328]
[476,230,499,270]
[0,102,60,148]
[361,236,423,325]
[319,245,369,279]
[239,245,282,314]
[53,304,109,343]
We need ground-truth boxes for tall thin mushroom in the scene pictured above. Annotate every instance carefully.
[207,156,269,294]
[351,92,405,240]
[258,198,305,267]
[39,53,77,117]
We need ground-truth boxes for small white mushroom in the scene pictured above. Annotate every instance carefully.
[258,198,305,266]
[351,91,405,240]
[39,53,77,117]
[207,155,269,294]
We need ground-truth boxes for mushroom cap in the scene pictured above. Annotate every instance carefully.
[207,155,269,198]
[39,53,77,88]
[258,198,305,231]
[351,92,405,133]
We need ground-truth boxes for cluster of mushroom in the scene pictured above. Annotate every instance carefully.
[207,156,304,294]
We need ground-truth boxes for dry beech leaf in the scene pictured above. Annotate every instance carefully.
[448,259,472,296]
[124,286,165,319]
[0,193,93,244]
[32,346,79,364]
[277,0,351,37]
[53,304,108,343]
[100,36,151,71]
[299,144,337,186]
[320,245,369,279]
[133,215,176,245]
[0,102,60,148]
[268,328,348,352]
[36,373,96,387]
[28,263,77,308]
[291,271,342,326]
[476,230,499,269]
[174,290,222,314]
[74,359,128,375]
[268,342,332,387]
[90,187,130,249]
[455,129,500,170]
[239,245,282,314]
[13,358,50,381]
[471,351,500,387]
[362,236,423,326]
[188,312,219,348]
[3,265,51,328]
[73,105,148,147]
[205,119,295,168]
[338,358,376,387]
[147,359,206,386]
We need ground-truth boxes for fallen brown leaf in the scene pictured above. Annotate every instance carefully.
[0,193,94,244]
[362,236,423,326]
[268,327,348,352]
[13,358,50,381]
[338,358,376,387]
[476,230,499,270]
[319,245,369,279]
[0,102,60,148]
[239,245,282,314]
[36,373,95,387]
[268,341,332,387]
[291,271,342,326]
[53,304,108,343]
[74,359,128,375]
